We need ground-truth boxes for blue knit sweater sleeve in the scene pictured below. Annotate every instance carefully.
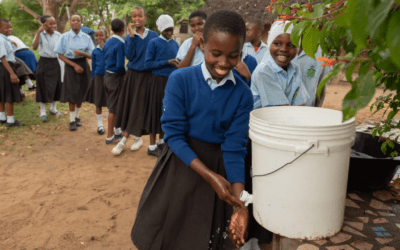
[145,38,170,70]
[161,71,198,166]
[125,35,136,62]
[222,81,253,184]
[116,42,126,75]
[90,50,96,81]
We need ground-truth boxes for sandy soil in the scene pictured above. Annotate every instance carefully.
[0,82,397,250]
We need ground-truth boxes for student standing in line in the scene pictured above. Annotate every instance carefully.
[54,14,95,131]
[242,21,269,64]
[176,10,207,68]
[131,10,252,250]
[32,15,63,122]
[103,19,126,143]
[83,28,108,134]
[113,7,158,153]
[0,18,24,127]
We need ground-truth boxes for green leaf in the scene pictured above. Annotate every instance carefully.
[285,20,297,33]
[366,0,394,40]
[310,4,324,19]
[302,26,319,59]
[381,142,387,155]
[358,61,372,76]
[290,20,309,48]
[370,48,398,73]
[349,0,372,52]
[318,64,345,97]
[283,7,290,15]
[342,72,376,121]
[387,10,400,68]
[345,63,357,83]
[278,6,283,14]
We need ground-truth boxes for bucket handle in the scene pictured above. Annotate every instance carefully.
[252,144,315,178]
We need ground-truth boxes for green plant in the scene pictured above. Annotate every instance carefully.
[267,0,400,156]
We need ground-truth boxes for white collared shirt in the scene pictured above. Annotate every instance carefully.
[112,34,125,44]
[201,62,236,91]
[53,29,95,59]
[134,28,150,39]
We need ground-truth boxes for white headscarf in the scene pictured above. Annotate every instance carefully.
[156,14,174,33]
[267,20,294,46]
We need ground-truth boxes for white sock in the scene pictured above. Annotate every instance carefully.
[50,102,57,112]
[149,144,157,151]
[134,136,141,142]
[120,137,128,145]
[26,78,34,88]
[7,115,15,123]
[40,103,46,116]
[75,107,81,118]
[96,114,103,127]
[0,112,5,120]
[20,89,24,94]
[158,138,164,144]
[114,127,122,135]
[69,110,76,122]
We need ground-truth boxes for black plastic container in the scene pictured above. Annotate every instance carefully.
[347,132,400,191]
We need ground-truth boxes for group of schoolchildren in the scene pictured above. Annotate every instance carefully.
[0,6,331,249]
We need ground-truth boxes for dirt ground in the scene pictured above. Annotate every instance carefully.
[0,82,397,250]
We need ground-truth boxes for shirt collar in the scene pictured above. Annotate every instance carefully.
[70,29,83,38]
[201,62,236,86]
[112,34,125,43]
[159,34,171,42]
[266,53,295,74]
[134,27,149,39]
[0,33,9,41]
[96,44,103,50]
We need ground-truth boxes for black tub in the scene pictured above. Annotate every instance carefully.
[347,132,400,192]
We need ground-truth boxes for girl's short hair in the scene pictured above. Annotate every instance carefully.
[40,15,52,24]
[132,6,146,17]
[203,10,246,43]
[189,10,207,21]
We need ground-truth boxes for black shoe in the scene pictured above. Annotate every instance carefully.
[0,119,6,124]
[6,120,25,128]
[97,126,105,135]
[157,143,166,151]
[75,117,82,127]
[28,84,36,91]
[105,135,119,145]
[69,121,77,131]
[147,147,161,157]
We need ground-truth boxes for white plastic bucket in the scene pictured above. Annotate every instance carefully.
[249,106,355,240]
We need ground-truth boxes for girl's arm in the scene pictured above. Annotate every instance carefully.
[32,25,45,50]
[178,32,203,69]
[90,51,96,80]
[73,50,92,59]
[116,43,126,75]
[144,40,170,70]
[1,57,19,83]
[58,54,83,73]
[125,35,136,61]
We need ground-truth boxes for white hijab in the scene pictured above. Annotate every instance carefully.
[267,20,294,46]
[156,14,174,32]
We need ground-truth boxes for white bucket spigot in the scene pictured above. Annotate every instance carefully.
[239,190,253,207]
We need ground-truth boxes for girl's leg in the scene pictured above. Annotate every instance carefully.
[75,103,82,126]
[49,102,61,115]
[5,103,23,127]
[40,102,47,122]
[0,103,6,122]
[107,113,116,138]
[96,106,104,135]
[111,131,130,156]
[69,103,77,131]
[148,133,159,156]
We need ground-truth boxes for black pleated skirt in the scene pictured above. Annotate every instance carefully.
[104,72,123,113]
[84,74,107,107]
[35,57,62,103]
[60,58,90,103]
[131,138,236,250]
[145,74,168,135]
[0,62,22,103]
[114,69,152,136]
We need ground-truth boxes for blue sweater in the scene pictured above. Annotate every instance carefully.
[90,47,105,81]
[125,30,158,72]
[232,54,258,87]
[104,37,126,75]
[161,65,254,184]
[145,37,179,77]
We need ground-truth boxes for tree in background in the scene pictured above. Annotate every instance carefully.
[267,0,400,155]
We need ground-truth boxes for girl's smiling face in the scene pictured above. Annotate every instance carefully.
[269,33,297,70]
[0,21,10,36]
[70,15,81,31]
[95,30,106,44]
[44,17,56,34]
[201,31,243,83]
[131,9,146,28]
[161,27,174,40]
[189,16,205,34]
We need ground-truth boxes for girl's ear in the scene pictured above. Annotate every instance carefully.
[199,37,205,52]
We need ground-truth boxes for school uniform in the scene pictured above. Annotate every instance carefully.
[131,63,254,250]
[84,45,107,107]
[232,53,257,87]
[9,35,38,76]
[175,37,204,66]
[13,57,35,86]
[35,30,62,103]
[114,28,158,136]
[251,53,309,109]
[294,49,332,107]
[242,41,269,64]
[54,29,95,103]
[103,35,126,113]
[144,35,179,135]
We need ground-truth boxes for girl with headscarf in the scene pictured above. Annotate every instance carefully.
[251,20,309,109]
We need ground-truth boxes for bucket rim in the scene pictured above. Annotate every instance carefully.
[250,107,355,128]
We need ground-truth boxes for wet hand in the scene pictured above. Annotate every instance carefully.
[234,61,251,81]
[74,65,84,73]
[10,73,19,84]
[168,59,179,68]
[128,23,136,37]
[208,173,244,208]
[229,207,248,246]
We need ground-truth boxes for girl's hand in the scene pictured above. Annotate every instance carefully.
[98,40,105,49]
[235,61,251,81]
[128,23,136,38]
[168,59,179,68]
[229,207,248,246]
[208,173,244,208]
[10,73,19,84]
[38,24,45,34]
[73,50,82,57]
[74,65,84,73]
[11,41,18,48]
[191,31,203,48]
